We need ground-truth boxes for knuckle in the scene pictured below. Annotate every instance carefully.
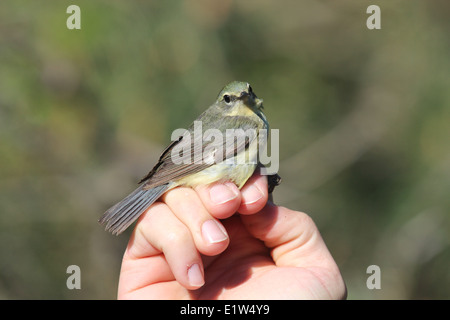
[163,226,190,248]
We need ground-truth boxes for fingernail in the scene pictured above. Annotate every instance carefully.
[188,264,204,287]
[242,184,263,205]
[202,219,228,244]
[209,183,239,205]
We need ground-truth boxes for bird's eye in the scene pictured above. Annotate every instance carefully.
[223,95,231,103]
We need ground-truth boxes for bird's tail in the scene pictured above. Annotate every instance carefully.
[99,183,170,235]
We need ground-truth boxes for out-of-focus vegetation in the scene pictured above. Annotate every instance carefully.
[0,0,449,299]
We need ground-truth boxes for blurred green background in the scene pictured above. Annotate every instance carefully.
[1,0,449,299]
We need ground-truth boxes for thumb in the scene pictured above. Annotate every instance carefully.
[240,202,346,298]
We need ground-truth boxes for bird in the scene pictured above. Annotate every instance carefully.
[99,81,269,235]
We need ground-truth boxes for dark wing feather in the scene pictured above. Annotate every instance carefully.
[142,115,260,189]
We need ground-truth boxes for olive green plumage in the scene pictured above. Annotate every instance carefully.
[99,81,268,235]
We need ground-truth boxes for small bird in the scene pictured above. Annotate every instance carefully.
[99,81,269,235]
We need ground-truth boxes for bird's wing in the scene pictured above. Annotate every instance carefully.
[141,116,260,189]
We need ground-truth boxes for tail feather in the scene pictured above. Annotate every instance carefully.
[99,183,170,235]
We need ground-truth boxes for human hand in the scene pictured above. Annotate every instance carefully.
[117,172,346,299]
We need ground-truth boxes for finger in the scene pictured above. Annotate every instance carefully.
[240,203,346,299]
[162,187,229,256]
[238,172,269,215]
[194,182,241,219]
[120,202,205,292]
[241,203,338,271]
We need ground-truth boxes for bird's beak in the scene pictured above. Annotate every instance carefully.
[239,91,250,99]
[239,91,264,110]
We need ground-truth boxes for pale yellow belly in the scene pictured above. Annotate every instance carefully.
[176,137,260,189]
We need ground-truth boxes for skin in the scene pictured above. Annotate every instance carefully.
[117,171,347,300]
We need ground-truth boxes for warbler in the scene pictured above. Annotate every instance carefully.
[99,81,269,235]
